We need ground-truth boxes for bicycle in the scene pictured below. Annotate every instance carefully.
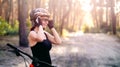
[7,43,56,67]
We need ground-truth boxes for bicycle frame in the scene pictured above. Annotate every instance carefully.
[7,43,56,67]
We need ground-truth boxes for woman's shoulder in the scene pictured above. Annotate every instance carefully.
[28,31,37,38]
[29,31,37,35]
[28,31,37,47]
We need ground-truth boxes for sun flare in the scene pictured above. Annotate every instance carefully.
[79,0,93,12]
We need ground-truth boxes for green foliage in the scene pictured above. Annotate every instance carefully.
[0,17,9,35]
[6,20,19,35]
[81,24,90,33]
[0,17,19,36]
[116,27,120,38]
[62,29,69,37]
[117,26,120,31]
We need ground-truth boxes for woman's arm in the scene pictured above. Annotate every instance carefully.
[37,25,46,41]
[45,28,62,45]
[28,25,46,45]
[46,19,61,45]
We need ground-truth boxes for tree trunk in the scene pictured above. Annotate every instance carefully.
[111,0,116,34]
[0,0,2,16]
[99,0,103,29]
[18,0,28,47]
[2,0,10,22]
[60,0,72,35]
[91,0,99,29]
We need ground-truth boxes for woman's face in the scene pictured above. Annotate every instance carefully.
[40,17,49,28]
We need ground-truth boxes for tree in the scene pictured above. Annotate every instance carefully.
[0,0,2,16]
[18,0,28,47]
[60,0,72,35]
[111,0,116,34]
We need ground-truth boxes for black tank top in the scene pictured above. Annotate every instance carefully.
[31,33,52,66]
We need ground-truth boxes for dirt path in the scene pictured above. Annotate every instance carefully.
[51,33,120,67]
[0,33,120,67]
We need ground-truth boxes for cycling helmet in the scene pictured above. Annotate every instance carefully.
[30,8,50,20]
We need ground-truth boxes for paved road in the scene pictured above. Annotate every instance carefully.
[0,33,120,67]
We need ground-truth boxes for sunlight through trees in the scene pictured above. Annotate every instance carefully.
[0,0,120,46]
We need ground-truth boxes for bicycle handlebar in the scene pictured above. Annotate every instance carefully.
[7,43,55,67]
[7,43,33,59]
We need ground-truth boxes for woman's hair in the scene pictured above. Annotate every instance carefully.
[30,8,50,31]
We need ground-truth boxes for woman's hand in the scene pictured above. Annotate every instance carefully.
[37,16,42,26]
[34,15,42,27]
[48,20,54,29]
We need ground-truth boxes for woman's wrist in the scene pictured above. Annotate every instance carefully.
[50,27,55,30]
[50,28,57,34]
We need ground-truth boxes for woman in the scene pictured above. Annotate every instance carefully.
[28,8,61,67]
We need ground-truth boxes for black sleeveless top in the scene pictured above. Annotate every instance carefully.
[31,33,52,67]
